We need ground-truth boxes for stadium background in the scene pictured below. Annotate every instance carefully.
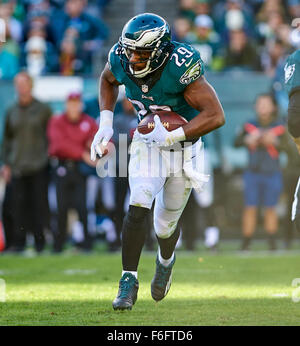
[0,0,299,245]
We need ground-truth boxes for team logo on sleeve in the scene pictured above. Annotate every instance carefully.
[179,59,202,85]
[284,63,295,83]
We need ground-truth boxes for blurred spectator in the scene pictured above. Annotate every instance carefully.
[234,93,287,251]
[47,92,98,252]
[0,37,19,80]
[1,71,52,253]
[21,1,54,44]
[179,0,197,22]
[49,0,65,9]
[256,0,287,23]
[172,17,192,42]
[260,38,289,77]
[86,165,117,251]
[187,14,224,70]
[59,26,80,75]
[194,0,211,16]
[287,0,300,18]
[245,0,265,14]
[179,0,214,23]
[49,0,109,74]
[276,24,295,48]
[0,1,20,79]
[0,0,22,43]
[81,98,117,251]
[256,9,287,46]
[24,36,47,76]
[82,94,120,251]
[85,0,111,19]
[213,0,256,41]
[10,0,26,22]
[96,0,111,13]
[223,29,261,71]
[22,0,50,10]
[20,26,59,76]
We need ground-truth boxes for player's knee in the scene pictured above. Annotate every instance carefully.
[155,227,176,239]
[154,210,179,239]
[129,184,155,209]
[162,187,191,211]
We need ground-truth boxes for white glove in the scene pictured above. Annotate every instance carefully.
[139,114,186,147]
[90,110,114,161]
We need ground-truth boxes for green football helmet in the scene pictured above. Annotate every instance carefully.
[118,13,172,78]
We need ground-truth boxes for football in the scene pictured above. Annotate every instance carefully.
[137,111,188,135]
[96,140,114,158]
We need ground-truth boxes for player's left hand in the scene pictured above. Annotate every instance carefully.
[140,115,186,147]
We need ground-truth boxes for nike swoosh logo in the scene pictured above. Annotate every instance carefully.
[185,58,193,67]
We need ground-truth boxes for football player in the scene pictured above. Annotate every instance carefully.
[90,13,225,310]
[285,50,300,232]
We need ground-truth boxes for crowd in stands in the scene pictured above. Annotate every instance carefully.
[0,0,110,78]
[174,0,300,77]
[0,0,300,79]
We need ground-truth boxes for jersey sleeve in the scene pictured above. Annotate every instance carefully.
[168,43,205,90]
[107,43,126,84]
[284,51,300,97]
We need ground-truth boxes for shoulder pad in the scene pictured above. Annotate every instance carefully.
[107,43,126,84]
[108,43,120,70]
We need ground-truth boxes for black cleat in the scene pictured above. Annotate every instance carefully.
[151,255,176,302]
[112,272,139,310]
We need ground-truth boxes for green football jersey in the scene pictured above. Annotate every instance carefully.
[284,49,300,97]
[108,41,205,122]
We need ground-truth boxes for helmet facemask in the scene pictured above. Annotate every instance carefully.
[122,41,167,78]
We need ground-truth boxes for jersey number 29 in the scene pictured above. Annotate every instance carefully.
[128,98,172,122]
[171,47,193,67]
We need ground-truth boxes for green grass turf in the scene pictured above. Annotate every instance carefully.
[0,244,300,326]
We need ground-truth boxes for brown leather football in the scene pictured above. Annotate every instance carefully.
[137,111,188,135]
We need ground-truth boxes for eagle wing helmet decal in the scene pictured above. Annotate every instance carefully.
[122,25,167,49]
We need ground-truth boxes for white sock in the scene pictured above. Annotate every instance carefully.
[158,248,174,267]
[122,270,138,279]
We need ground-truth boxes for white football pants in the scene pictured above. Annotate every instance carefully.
[128,131,207,239]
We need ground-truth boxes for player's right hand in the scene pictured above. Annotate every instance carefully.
[90,126,114,161]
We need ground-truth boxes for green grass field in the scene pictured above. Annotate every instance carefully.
[1,242,300,326]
